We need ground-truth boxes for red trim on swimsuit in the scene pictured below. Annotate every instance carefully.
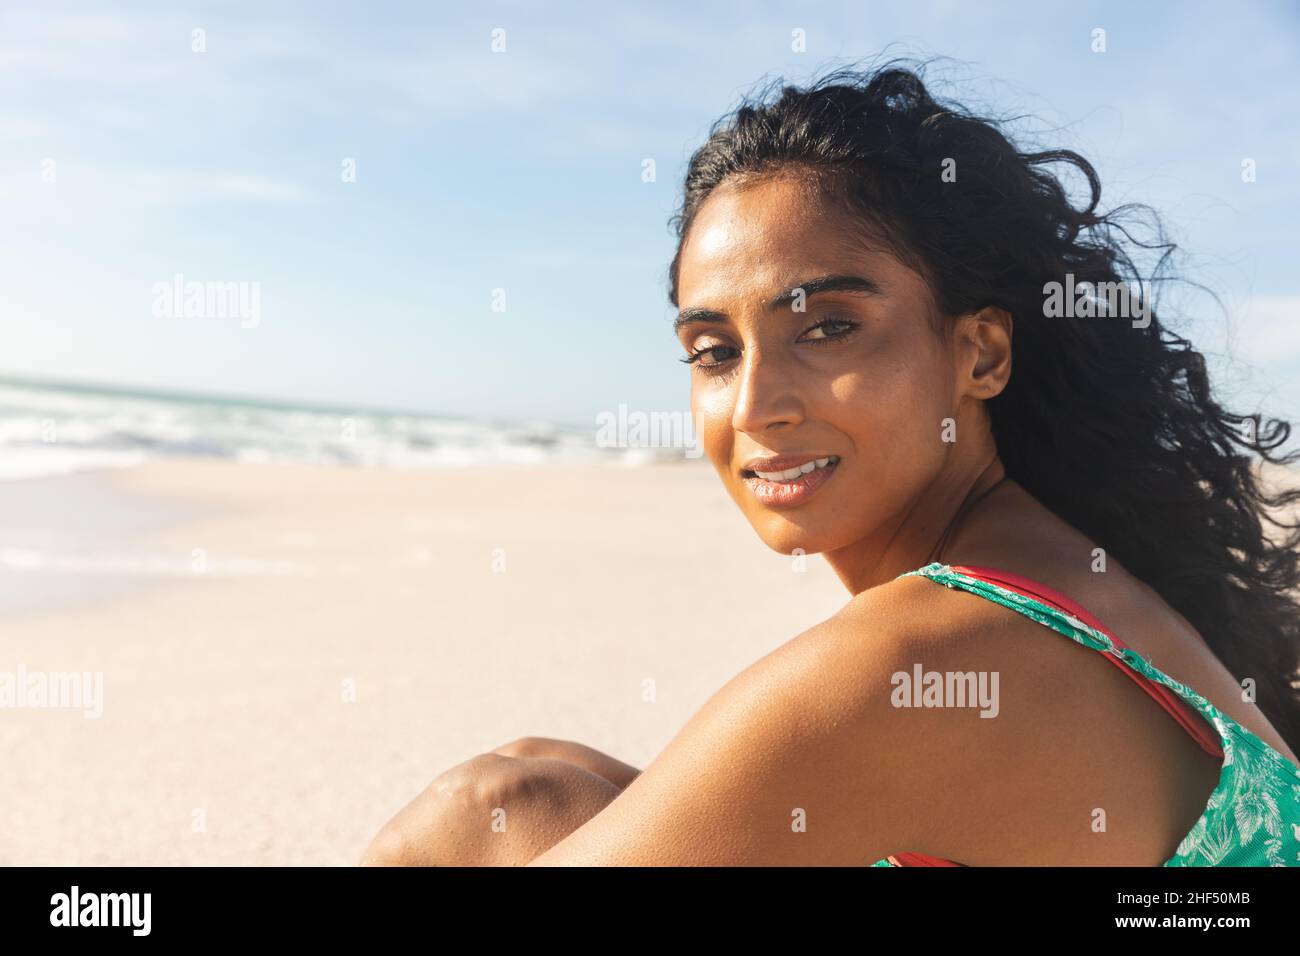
[950,564,1224,760]
[885,851,966,867]
[881,564,1225,869]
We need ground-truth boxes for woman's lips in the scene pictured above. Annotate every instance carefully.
[741,457,839,508]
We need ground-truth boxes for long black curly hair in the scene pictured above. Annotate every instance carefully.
[666,57,1300,756]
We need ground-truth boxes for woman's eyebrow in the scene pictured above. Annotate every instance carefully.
[766,274,883,310]
[674,273,882,334]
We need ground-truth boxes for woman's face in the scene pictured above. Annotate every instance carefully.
[674,173,973,561]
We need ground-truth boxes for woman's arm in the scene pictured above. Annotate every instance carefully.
[364,582,973,866]
[527,591,967,866]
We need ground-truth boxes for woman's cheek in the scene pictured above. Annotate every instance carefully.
[824,369,902,436]
[692,388,734,471]
[826,372,942,477]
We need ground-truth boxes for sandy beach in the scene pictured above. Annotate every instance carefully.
[0,459,848,865]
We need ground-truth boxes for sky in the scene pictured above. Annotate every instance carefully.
[1,0,1298,429]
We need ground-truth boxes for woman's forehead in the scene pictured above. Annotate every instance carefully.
[679,235,911,315]
[686,175,847,250]
[679,179,905,304]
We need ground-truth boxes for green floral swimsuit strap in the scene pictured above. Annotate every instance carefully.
[870,562,1300,868]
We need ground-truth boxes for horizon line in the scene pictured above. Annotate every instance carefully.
[0,370,592,433]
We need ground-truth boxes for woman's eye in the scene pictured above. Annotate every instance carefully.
[681,318,857,370]
[799,317,858,341]
[681,344,739,367]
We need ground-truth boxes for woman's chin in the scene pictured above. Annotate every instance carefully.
[751,523,836,559]
[729,488,855,557]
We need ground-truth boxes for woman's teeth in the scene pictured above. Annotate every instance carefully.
[753,456,838,482]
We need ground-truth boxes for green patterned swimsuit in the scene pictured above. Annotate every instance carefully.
[871,562,1300,867]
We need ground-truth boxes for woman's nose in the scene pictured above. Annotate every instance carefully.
[730,348,805,436]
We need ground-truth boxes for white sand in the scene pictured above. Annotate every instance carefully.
[0,459,847,864]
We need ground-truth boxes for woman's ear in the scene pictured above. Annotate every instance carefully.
[961,306,1013,400]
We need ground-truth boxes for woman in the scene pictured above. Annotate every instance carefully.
[363,61,1300,866]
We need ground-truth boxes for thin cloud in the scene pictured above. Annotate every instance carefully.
[1231,295,1300,367]
[0,163,311,207]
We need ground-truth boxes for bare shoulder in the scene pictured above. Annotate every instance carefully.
[531,566,1198,865]
[767,569,1012,708]
[758,573,1044,852]
[528,572,1028,864]
[841,558,1244,864]
[822,566,1215,864]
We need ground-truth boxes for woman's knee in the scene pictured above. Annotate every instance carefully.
[433,754,621,851]
[488,737,641,790]
[362,751,624,866]
[362,753,530,866]
[489,736,568,760]
[436,752,530,805]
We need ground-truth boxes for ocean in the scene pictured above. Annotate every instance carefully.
[0,375,675,480]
